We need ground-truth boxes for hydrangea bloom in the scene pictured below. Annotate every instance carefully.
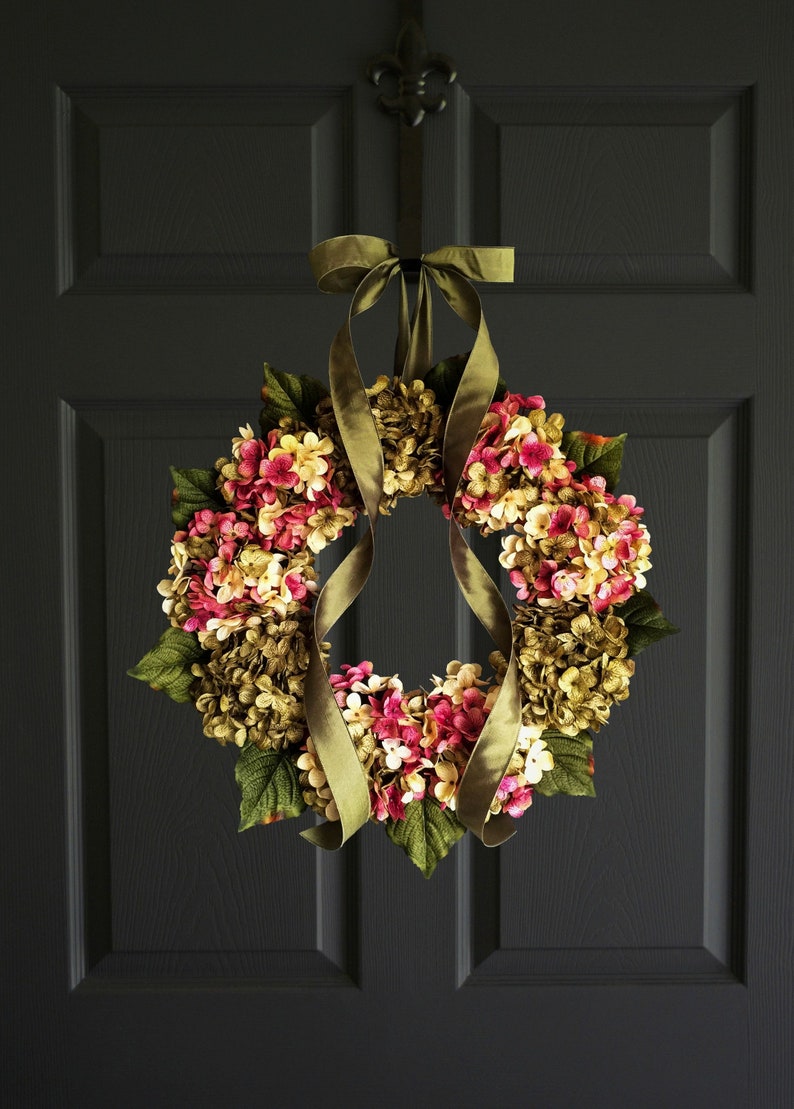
[158,509,319,642]
[299,661,552,824]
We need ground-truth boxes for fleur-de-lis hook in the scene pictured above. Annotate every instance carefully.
[368,18,457,127]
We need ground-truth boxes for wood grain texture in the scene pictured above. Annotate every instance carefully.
[465,88,751,289]
[63,403,357,984]
[2,3,71,1103]
[8,0,794,1104]
[749,2,794,1104]
[458,403,746,983]
[58,88,353,292]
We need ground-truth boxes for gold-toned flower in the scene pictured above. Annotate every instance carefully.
[297,738,340,820]
[316,375,444,513]
[191,610,318,749]
[305,503,357,553]
[491,600,634,735]
[432,757,459,807]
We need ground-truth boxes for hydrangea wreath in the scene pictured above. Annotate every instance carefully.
[130,357,676,876]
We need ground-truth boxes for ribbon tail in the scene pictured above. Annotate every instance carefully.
[301,535,375,849]
[448,526,521,845]
[301,260,397,849]
[428,262,523,844]
[401,268,433,384]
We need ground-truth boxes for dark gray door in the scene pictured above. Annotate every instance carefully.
[5,2,792,1105]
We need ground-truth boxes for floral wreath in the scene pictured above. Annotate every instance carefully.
[130,237,676,876]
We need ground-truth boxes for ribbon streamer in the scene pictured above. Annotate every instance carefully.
[303,235,521,849]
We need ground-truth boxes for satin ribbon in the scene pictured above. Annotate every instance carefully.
[302,235,521,850]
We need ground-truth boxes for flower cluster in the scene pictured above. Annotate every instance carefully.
[217,424,358,553]
[493,601,634,737]
[156,418,362,646]
[158,511,318,642]
[317,376,444,513]
[448,392,652,613]
[447,392,569,530]
[297,661,554,824]
[191,608,318,750]
[500,474,651,612]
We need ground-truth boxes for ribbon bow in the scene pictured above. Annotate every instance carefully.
[301,235,522,851]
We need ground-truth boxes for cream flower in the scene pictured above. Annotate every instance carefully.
[487,486,532,527]
[433,758,459,807]
[524,503,553,538]
[305,504,356,553]
[515,720,546,748]
[522,738,554,785]
[382,738,414,771]
[231,423,256,457]
[296,739,340,820]
[271,432,335,495]
[342,692,373,729]
[432,660,487,702]
[297,741,328,789]
[352,672,389,696]
[499,529,531,570]
[401,768,428,803]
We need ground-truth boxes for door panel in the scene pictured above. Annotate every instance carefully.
[5,1,793,1106]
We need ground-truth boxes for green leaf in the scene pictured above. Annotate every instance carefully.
[127,626,205,703]
[169,466,222,529]
[423,352,507,409]
[385,797,466,878]
[259,363,329,434]
[619,588,679,656]
[561,430,628,493]
[534,729,596,798]
[235,744,307,830]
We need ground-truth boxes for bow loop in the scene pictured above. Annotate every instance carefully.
[309,236,514,299]
[422,244,514,285]
[309,235,399,294]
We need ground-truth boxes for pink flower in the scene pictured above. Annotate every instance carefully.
[471,445,503,473]
[548,504,576,537]
[534,560,559,596]
[495,775,518,800]
[617,493,644,516]
[485,396,520,432]
[284,571,310,602]
[593,573,635,612]
[547,502,594,540]
[236,437,265,479]
[582,473,607,496]
[331,661,374,689]
[188,508,219,536]
[550,567,583,601]
[218,514,253,542]
[509,568,531,600]
[371,688,409,740]
[518,433,554,477]
[371,782,406,823]
[260,453,299,489]
[503,786,534,818]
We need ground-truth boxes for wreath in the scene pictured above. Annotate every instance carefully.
[130,237,676,876]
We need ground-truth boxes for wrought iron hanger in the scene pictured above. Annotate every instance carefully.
[367,0,457,267]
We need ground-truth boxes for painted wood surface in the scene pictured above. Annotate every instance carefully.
[4,1,792,1105]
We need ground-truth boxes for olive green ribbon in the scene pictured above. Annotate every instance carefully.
[302,234,522,850]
